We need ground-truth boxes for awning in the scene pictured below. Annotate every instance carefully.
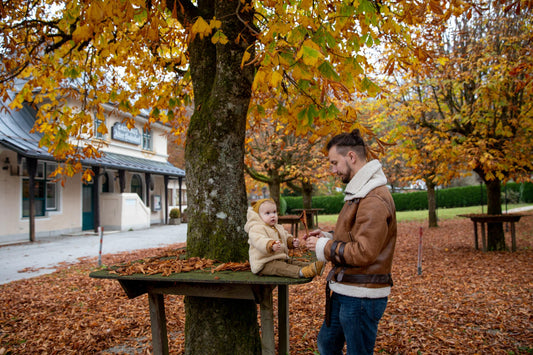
[0,100,185,178]
[83,152,185,177]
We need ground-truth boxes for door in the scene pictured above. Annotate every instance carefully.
[82,183,94,231]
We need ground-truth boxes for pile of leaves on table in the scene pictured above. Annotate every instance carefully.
[1,216,532,354]
[106,248,251,276]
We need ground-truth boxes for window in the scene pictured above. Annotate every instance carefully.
[95,115,106,139]
[131,174,143,201]
[102,172,111,193]
[143,128,152,151]
[22,160,59,217]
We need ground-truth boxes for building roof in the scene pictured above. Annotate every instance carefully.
[0,100,185,178]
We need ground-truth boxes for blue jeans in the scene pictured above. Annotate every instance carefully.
[317,292,388,355]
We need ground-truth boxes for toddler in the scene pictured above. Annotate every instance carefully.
[245,198,324,278]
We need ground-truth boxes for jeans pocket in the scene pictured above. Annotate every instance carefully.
[364,297,388,322]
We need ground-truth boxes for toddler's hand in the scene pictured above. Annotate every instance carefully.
[272,241,282,252]
[293,238,300,248]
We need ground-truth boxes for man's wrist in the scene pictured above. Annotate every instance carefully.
[315,237,329,262]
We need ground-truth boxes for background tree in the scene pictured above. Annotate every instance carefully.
[378,79,466,227]
[245,117,328,223]
[375,1,532,242]
[1,0,470,352]
[245,121,301,210]
[427,2,532,248]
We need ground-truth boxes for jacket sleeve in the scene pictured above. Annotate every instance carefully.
[287,236,295,249]
[277,227,294,248]
[324,195,392,266]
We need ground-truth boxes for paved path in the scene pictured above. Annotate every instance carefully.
[0,224,187,285]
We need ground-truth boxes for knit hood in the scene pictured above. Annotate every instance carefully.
[244,207,267,233]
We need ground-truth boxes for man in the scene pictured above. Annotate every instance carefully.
[304,129,397,355]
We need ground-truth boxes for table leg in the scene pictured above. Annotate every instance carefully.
[510,222,516,252]
[258,287,275,355]
[473,221,479,250]
[481,222,487,252]
[148,292,169,355]
[278,285,289,355]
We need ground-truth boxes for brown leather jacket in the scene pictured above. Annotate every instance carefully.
[323,185,397,288]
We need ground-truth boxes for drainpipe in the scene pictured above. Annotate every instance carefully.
[27,157,37,242]
[164,175,169,225]
[92,166,100,233]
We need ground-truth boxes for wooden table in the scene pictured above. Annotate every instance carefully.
[292,208,324,228]
[90,267,311,355]
[458,213,523,252]
[278,214,301,236]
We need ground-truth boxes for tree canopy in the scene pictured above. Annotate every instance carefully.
[0,0,469,173]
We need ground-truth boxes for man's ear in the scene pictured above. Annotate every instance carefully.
[347,150,358,164]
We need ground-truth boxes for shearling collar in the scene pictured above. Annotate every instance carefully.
[344,159,387,201]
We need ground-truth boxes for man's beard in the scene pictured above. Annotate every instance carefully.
[341,166,352,184]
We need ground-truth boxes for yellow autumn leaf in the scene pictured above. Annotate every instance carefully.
[191,16,212,40]
[297,39,324,66]
[269,71,283,88]
[72,24,94,43]
[211,30,228,45]
[210,17,222,29]
[252,69,266,91]
[87,1,104,23]
[241,50,251,69]
[436,57,449,66]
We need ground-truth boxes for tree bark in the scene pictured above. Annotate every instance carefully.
[486,179,506,251]
[426,180,438,228]
[302,180,314,227]
[181,1,261,353]
[267,170,281,211]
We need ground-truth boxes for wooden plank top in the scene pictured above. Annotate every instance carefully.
[457,213,523,223]
[90,260,313,286]
[278,215,301,222]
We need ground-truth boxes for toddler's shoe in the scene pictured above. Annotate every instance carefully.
[300,261,325,278]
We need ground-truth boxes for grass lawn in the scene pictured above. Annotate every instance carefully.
[317,203,532,224]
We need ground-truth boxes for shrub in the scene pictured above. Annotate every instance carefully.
[282,182,533,214]
[169,208,181,219]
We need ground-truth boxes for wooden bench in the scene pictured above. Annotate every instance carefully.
[458,213,523,252]
[278,214,301,236]
[291,208,324,228]
[90,267,311,355]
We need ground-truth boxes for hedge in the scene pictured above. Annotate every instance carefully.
[284,182,533,214]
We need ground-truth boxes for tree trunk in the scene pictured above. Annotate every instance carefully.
[302,180,314,227]
[268,170,281,212]
[183,1,261,353]
[486,179,506,251]
[426,180,438,228]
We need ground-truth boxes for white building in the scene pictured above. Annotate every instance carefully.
[0,96,186,245]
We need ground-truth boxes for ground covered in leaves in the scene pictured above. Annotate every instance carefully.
[1,216,532,354]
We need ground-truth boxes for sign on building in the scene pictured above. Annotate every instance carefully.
[111,122,142,145]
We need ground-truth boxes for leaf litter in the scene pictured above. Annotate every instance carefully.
[1,216,532,354]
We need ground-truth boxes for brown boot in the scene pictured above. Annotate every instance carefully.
[300,261,325,278]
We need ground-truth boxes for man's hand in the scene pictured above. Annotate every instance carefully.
[302,229,323,252]
[305,236,318,251]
